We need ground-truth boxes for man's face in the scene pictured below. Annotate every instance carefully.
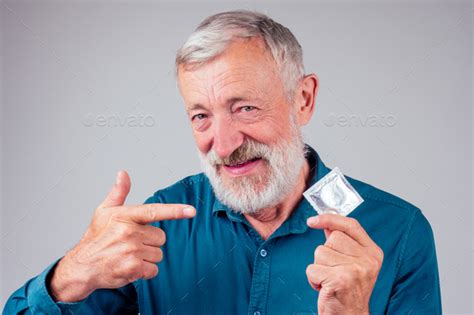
[178,37,307,213]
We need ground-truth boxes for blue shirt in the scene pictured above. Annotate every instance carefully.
[3,145,442,314]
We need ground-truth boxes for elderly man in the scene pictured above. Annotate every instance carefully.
[5,10,441,314]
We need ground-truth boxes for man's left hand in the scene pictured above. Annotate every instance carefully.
[306,213,384,315]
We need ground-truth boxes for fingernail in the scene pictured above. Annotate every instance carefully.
[307,216,319,225]
[183,207,196,217]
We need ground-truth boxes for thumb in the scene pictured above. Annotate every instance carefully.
[100,170,131,208]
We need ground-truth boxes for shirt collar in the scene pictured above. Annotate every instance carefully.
[211,144,331,234]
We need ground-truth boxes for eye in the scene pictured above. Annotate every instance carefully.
[240,105,256,112]
[191,113,207,121]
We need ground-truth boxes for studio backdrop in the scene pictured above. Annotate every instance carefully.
[1,0,472,313]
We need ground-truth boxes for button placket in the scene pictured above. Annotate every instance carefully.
[247,241,275,315]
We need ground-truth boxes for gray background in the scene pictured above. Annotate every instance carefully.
[1,0,472,313]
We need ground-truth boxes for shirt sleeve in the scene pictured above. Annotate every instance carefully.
[386,209,442,314]
[3,195,165,315]
[3,257,139,315]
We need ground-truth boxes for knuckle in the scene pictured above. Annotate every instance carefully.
[314,245,325,262]
[376,246,384,261]
[123,258,142,276]
[143,264,159,279]
[117,225,135,239]
[157,228,166,245]
[152,264,160,278]
[369,255,382,272]
[124,242,141,255]
[334,273,345,288]
[147,265,158,278]
[174,207,182,220]
[336,271,350,289]
[305,264,316,279]
[348,217,360,229]
[351,263,364,279]
[145,206,157,222]
[325,241,334,250]
[314,245,325,256]
[156,248,164,262]
[325,231,342,249]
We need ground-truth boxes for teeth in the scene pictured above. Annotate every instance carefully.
[226,160,246,167]
[226,157,260,167]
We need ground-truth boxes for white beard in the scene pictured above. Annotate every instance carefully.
[198,118,307,214]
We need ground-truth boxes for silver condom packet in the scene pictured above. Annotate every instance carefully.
[303,167,363,216]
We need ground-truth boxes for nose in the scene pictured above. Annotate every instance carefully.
[212,116,244,159]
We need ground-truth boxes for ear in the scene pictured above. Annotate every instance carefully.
[294,74,319,126]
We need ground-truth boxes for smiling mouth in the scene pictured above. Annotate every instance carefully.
[224,157,261,167]
[221,157,263,176]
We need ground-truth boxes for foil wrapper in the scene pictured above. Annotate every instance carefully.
[303,167,363,216]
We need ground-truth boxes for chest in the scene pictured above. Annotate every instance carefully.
[138,214,399,314]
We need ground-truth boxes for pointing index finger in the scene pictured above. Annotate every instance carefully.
[120,203,196,224]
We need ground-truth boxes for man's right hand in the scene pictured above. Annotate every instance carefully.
[49,170,196,302]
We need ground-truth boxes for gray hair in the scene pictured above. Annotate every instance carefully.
[175,10,305,100]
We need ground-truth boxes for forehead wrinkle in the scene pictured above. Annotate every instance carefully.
[187,85,212,103]
[180,39,280,109]
[210,70,263,102]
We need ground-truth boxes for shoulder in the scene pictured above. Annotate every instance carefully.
[342,171,436,252]
[341,171,436,243]
[344,172,421,219]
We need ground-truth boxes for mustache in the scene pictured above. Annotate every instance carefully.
[206,139,272,166]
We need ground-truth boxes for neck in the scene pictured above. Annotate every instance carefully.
[243,159,312,240]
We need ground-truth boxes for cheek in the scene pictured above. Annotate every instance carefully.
[193,131,212,154]
[246,112,293,143]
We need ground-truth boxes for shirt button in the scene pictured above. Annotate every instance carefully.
[254,311,261,315]
[260,249,268,257]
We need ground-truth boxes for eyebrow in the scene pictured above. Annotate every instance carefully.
[187,97,249,112]
[188,103,208,112]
